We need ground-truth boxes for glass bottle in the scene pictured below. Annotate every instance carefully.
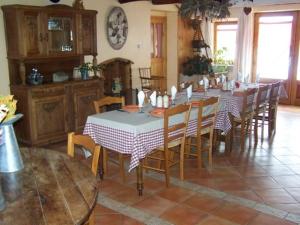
[163,91,169,108]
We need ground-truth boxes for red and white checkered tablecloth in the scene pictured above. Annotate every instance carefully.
[84,90,241,171]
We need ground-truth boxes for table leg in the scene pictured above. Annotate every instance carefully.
[98,147,104,180]
[136,161,144,196]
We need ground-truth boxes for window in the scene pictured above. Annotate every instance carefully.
[214,22,238,62]
[255,15,293,79]
[151,23,163,58]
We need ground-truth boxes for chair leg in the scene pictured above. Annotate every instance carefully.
[240,120,246,151]
[118,154,126,182]
[87,210,94,225]
[180,144,185,180]
[261,109,266,143]
[164,147,170,187]
[268,109,273,138]
[103,148,108,174]
[196,135,202,168]
[208,130,213,168]
[248,117,253,149]
[254,116,258,145]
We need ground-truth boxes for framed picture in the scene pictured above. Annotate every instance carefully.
[107,7,128,50]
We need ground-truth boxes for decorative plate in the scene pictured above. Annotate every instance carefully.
[150,108,165,117]
[122,105,139,113]
[107,7,128,50]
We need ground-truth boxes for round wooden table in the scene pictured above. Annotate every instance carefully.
[0,147,98,225]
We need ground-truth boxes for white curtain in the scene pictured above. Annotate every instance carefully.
[201,19,213,58]
[233,10,254,82]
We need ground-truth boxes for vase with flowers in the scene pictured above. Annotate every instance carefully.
[0,95,24,173]
[79,62,93,80]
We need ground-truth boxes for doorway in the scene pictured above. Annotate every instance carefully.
[151,16,167,90]
[252,11,300,105]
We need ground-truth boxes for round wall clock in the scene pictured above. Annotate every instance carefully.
[107,7,128,50]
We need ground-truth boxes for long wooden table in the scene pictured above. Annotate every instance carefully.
[0,147,98,225]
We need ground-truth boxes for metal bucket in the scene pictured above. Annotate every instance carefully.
[0,114,24,173]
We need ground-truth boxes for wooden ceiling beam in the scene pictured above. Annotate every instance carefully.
[119,0,181,4]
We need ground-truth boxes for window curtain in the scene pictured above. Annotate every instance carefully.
[233,10,254,82]
[201,19,213,58]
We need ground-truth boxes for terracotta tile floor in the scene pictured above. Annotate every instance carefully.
[49,106,300,224]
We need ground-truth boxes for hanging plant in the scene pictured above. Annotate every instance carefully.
[179,0,232,21]
[179,0,254,20]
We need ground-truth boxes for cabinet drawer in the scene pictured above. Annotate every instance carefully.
[73,80,100,90]
[31,86,66,98]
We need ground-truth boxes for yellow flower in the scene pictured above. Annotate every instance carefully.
[0,95,17,122]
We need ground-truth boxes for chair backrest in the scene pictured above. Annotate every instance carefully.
[67,132,101,176]
[256,84,270,111]
[163,104,192,150]
[196,97,219,137]
[139,67,152,90]
[269,81,281,106]
[234,88,258,116]
[94,96,125,113]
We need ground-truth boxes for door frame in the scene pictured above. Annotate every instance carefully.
[151,15,167,90]
[252,11,298,105]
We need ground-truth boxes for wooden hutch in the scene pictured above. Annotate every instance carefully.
[1,4,103,146]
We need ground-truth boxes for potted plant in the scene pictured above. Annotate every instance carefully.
[212,47,234,74]
[91,63,106,78]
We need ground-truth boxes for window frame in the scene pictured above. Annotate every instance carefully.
[213,21,238,61]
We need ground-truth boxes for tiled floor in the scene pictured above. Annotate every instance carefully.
[49,105,300,225]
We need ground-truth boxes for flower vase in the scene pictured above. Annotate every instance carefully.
[80,69,89,80]
[0,114,24,173]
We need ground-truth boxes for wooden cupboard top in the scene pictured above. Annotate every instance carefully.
[10,77,104,90]
[0,147,98,225]
[1,4,97,14]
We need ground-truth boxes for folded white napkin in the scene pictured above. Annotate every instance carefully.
[150,91,157,107]
[221,74,226,83]
[138,90,145,107]
[244,74,250,83]
[203,76,209,89]
[171,86,177,100]
[238,72,243,82]
[199,80,204,86]
[216,77,220,85]
[187,85,192,100]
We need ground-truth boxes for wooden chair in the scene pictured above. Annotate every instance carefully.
[185,97,219,168]
[94,96,125,113]
[253,84,270,144]
[93,96,127,182]
[139,67,164,91]
[231,88,258,151]
[67,132,101,225]
[254,82,281,139]
[143,103,192,187]
[266,81,281,137]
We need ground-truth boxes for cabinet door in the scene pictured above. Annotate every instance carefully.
[31,95,68,143]
[22,10,46,56]
[46,12,76,55]
[81,13,97,55]
[74,88,100,131]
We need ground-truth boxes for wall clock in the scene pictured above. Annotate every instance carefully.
[107,7,128,50]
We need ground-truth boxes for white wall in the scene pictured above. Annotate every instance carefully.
[0,0,178,94]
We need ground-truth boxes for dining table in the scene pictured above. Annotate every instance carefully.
[0,147,98,225]
[83,89,245,195]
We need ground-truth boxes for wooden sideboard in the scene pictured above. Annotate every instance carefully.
[1,4,102,146]
[12,78,103,146]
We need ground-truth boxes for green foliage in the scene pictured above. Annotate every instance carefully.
[179,0,232,20]
[183,55,213,76]
[213,47,234,65]
[79,62,93,72]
